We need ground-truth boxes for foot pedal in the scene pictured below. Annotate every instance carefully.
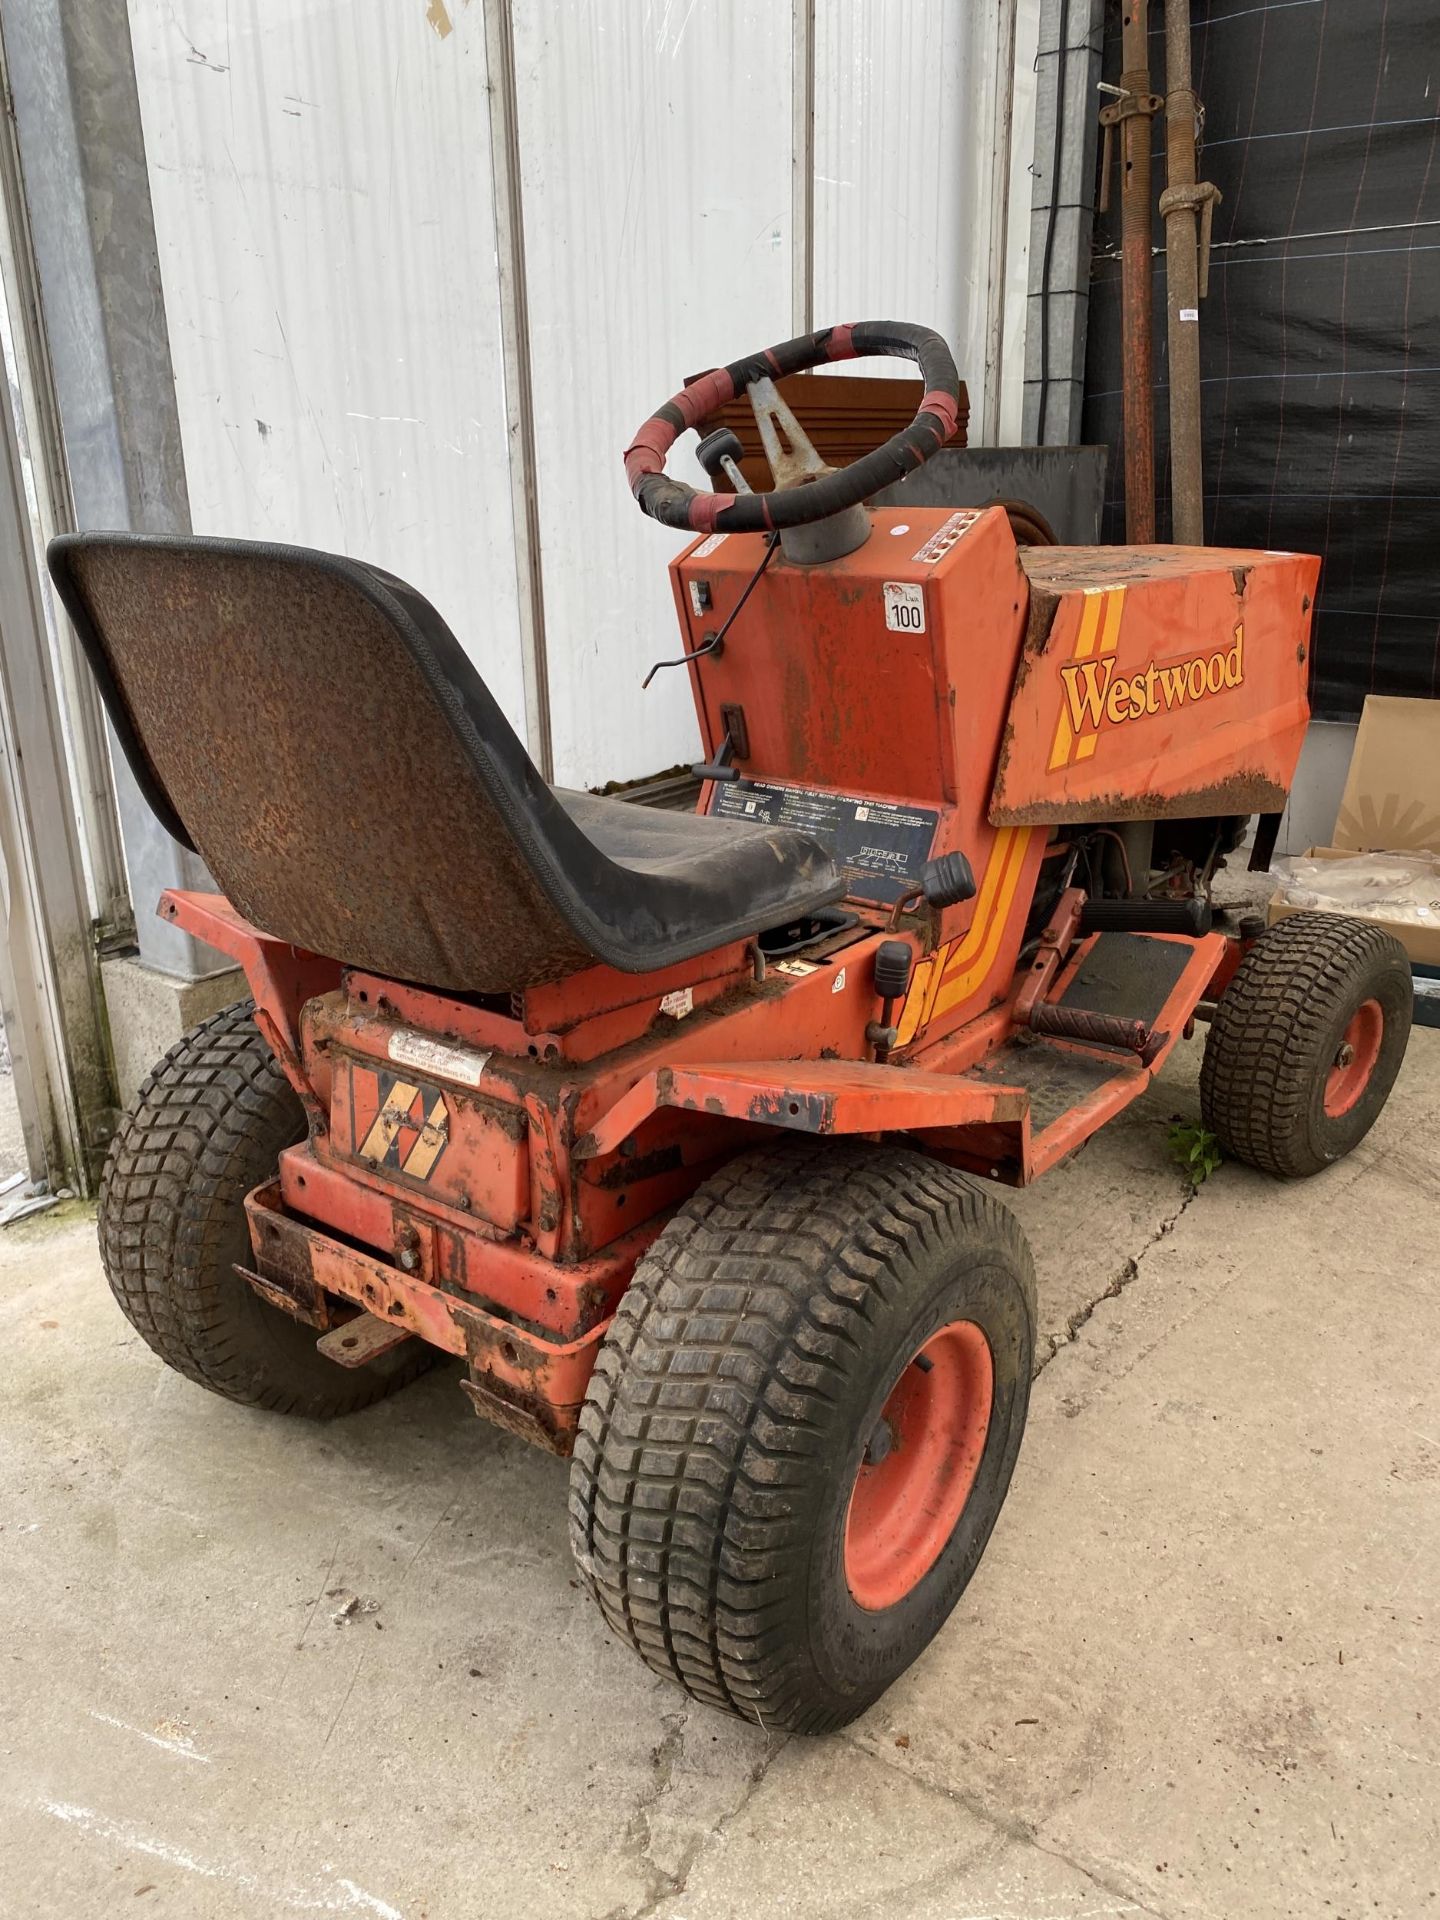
[1079,898,1213,936]
[1029,1002,1153,1056]
[316,1311,416,1368]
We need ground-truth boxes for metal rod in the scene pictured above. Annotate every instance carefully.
[791,0,815,337]
[483,0,554,780]
[0,25,131,944]
[981,0,1020,445]
[0,328,116,1193]
[1118,0,1156,543]
[1161,0,1207,544]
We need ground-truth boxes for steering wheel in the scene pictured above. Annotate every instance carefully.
[623,322,961,536]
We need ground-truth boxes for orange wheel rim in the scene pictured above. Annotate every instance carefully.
[844,1319,994,1612]
[1324,998,1384,1118]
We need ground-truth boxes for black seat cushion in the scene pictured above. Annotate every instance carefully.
[48,533,844,993]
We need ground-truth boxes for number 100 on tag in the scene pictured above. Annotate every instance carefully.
[883,581,927,633]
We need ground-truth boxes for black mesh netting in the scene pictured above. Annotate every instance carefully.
[1082,0,1440,718]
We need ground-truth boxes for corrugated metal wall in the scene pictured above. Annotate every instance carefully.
[128,0,1036,789]
[510,0,793,788]
[126,1,528,726]
[814,3,985,379]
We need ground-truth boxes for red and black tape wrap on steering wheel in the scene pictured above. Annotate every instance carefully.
[623,321,961,535]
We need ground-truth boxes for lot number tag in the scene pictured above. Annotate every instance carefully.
[883,581,926,633]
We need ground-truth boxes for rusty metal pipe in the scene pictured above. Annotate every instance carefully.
[1118,0,1156,543]
[1160,0,1219,545]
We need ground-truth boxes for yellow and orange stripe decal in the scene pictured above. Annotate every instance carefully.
[894,824,1036,1046]
[359,1079,421,1162]
[1047,585,1127,770]
[401,1094,449,1180]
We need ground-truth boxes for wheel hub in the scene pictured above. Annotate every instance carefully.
[1324,999,1384,1118]
[844,1319,994,1612]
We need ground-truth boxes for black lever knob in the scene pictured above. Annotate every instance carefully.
[696,427,745,483]
[873,940,914,1001]
[920,852,978,908]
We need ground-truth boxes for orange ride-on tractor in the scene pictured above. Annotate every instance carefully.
[53,321,1412,1734]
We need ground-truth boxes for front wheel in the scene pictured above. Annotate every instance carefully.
[1201,912,1412,1178]
[568,1141,1036,1734]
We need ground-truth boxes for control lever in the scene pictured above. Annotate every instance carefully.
[692,702,749,784]
[693,732,740,784]
[867,940,914,1062]
[696,427,753,494]
[642,536,779,689]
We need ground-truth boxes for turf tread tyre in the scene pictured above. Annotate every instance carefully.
[568,1140,1035,1733]
[100,1000,421,1417]
[1200,911,1411,1179]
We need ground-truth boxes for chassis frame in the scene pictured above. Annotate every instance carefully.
[167,882,1249,1456]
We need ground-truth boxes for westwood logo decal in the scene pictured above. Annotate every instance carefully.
[1062,629,1245,732]
[1048,584,1245,771]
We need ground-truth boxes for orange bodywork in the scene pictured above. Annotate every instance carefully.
[994,543,1317,824]
[675,506,1047,1044]
[173,500,1314,1454]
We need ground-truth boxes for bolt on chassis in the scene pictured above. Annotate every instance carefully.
[52,322,1412,1734]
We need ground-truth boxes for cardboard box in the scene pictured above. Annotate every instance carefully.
[1267,694,1440,967]
[1332,695,1440,855]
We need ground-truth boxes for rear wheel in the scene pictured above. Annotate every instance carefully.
[568,1141,1036,1733]
[1200,912,1412,1178]
[100,1000,423,1417]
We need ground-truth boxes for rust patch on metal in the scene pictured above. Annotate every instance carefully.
[465,1313,546,1382]
[748,1088,833,1132]
[316,1310,415,1368]
[459,1375,574,1456]
[591,1143,684,1189]
[536,1190,562,1234]
[993,718,1016,785]
[450,1084,528,1142]
[233,1261,336,1329]
[1020,545,1245,589]
[1022,584,1061,660]
[576,1279,613,1328]
[993,770,1288,827]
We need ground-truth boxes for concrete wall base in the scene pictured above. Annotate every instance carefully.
[102,953,248,1108]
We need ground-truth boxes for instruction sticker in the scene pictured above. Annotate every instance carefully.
[883,581,927,633]
[710,780,939,905]
[387,1028,490,1088]
[691,532,728,559]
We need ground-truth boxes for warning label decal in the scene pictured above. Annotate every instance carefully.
[710,781,939,905]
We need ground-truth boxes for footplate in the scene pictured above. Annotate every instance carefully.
[953,930,1230,1183]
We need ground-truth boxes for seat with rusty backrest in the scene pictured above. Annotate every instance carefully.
[49,533,844,993]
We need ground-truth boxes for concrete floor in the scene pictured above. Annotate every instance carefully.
[2,1030,1437,1920]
